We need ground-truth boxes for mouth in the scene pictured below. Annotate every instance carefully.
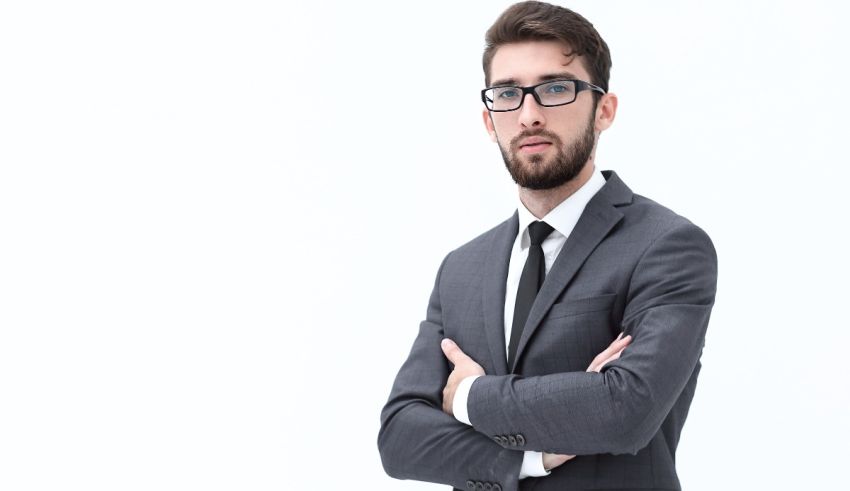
[518,140,552,154]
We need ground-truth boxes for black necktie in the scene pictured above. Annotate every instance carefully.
[508,220,555,370]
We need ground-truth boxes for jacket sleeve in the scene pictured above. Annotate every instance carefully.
[465,222,718,456]
[378,252,524,491]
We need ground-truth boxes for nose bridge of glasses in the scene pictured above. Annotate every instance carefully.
[522,86,544,109]
[517,89,545,125]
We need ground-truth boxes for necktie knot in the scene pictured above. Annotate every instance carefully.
[528,221,554,247]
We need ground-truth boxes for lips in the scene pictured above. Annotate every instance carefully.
[518,137,553,154]
[519,137,551,148]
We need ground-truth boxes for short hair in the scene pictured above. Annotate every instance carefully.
[482,1,612,93]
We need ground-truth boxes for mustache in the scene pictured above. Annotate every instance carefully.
[509,129,562,150]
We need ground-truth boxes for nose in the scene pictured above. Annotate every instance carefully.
[517,92,546,128]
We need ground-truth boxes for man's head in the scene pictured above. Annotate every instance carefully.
[481,1,617,191]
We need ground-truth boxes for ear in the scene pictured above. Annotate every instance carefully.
[482,108,497,142]
[594,92,618,133]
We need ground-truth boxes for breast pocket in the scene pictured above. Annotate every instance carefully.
[521,293,617,376]
[547,292,617,319]
[524,293,619,373]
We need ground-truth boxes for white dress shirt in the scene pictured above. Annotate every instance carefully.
[452,166,607,478]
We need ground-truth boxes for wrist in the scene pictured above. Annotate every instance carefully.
[452,375,481,425]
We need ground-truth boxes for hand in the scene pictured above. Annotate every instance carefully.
[586,331,632,373]
[440,338,486,415]
[542,452,573,472]
[543,332,633,471]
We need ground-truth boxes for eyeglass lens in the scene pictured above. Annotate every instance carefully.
[485,80,578,111]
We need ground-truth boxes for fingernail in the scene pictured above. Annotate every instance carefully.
[441,338,453,348]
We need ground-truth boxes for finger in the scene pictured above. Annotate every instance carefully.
[590,338,622,367]
[441,338,470,365]
[597,348,625,371]
[598,334,631,360]
[588,351,606,370]
[587,353,606,372]
[612,334,632,351]
[607,347,626,361]
[589,343,629,372]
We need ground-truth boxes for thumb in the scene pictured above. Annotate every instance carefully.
[441,338,469,365]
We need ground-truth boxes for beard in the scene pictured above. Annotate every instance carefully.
[498,114,596,190]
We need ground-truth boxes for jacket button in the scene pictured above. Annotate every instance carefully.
[492,436,501,444]
[493,484,502,491]
[476,482,485,490]
[508,435,517,446]
[484,483,493,490]
[466,480,475,490]
[516,434,526,446]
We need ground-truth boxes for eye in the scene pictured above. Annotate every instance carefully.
[496,88,520,99]
[545,83,572,94]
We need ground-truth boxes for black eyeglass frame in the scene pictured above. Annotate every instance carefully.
[480,79,606,112]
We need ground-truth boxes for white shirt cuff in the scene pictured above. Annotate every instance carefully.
[519,451,550,479]
[452,375,481,425]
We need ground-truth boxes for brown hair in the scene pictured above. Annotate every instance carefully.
[483,1,612,92]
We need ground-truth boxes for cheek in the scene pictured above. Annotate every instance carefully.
[562,124,583,139]
[557,121,590,141]
[492,120,519,142]
[552,104,595,135]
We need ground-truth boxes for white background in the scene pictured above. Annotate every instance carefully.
[1,1,848,489]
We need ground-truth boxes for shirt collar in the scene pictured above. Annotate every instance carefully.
[516,166,607,249]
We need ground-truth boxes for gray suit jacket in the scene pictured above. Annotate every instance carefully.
[378,170,718,491]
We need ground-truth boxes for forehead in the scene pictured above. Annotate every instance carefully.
[489,40,591,86]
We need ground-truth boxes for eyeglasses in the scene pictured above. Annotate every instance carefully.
[481,79,606,112]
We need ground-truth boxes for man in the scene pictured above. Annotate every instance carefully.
[378,2,718,490]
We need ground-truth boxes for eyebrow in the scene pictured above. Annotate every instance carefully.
[490,72,580,87]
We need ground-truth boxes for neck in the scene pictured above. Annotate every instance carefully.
[519,161,596,219]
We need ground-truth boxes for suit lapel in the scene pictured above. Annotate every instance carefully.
[509,170,633,373]
[481,211,518,376]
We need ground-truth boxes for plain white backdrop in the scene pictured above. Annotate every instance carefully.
[1,1,848,489]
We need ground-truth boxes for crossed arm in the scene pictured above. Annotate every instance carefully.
[447,223,717,457]
[378,222,717,489]
[440,333,632,472]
